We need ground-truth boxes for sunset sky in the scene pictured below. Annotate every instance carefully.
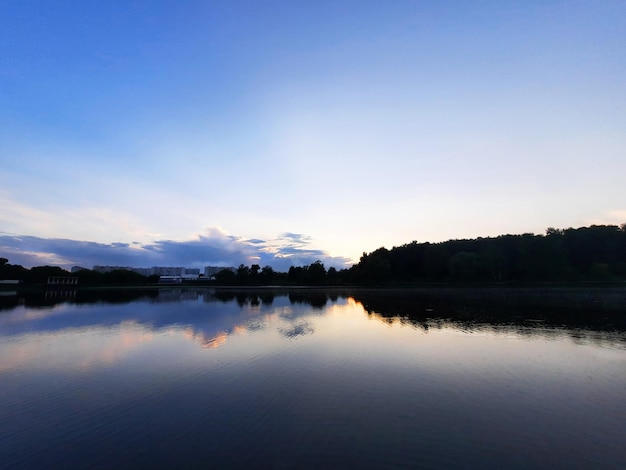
[1,1,625,269]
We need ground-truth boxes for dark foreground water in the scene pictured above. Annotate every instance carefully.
[1,288,625,469]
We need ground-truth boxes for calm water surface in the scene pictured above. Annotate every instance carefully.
[1,288,625,469]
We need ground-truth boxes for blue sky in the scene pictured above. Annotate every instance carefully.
[1,1,625,269]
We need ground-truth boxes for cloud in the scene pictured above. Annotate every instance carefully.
[278,232,313,246]
[0,229,352,271]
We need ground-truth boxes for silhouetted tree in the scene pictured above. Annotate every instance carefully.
[288,266,307,284]
[353,248,392,284]
[423,244,449,280]
[215,268,236,285]
[349,223,626,284]
[236,264,250,285]
[308,260,327,285]
[327,266,338,284]
[74,269,106,285]
[448,252,481,281]
[260,266,274,284]
[0,259,28,280]
[25,266,72,284]
[104,269,148,285]
[250,264,261,284]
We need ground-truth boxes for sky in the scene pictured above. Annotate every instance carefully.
[1,0,625,270]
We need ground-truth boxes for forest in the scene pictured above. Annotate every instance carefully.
[2,224,626,286]
[349,224,626,284]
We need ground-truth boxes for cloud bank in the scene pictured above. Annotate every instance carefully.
[0,228,352,271]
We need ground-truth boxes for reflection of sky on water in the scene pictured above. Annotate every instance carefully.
[0,291,337,336]
[0,292,349,372]
[1,291,625,469]
[1,291,624,376]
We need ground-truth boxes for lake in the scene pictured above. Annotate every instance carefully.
[1,287,625,469]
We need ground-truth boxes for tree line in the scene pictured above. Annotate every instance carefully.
[2,224,626,286]
[0,259,159,286]
[213,261,345,285]
[349,224,626,284]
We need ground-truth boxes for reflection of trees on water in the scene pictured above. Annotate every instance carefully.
[0,289,350,351]
[213,290,272,307]
[350,288,626,347]
[161,290,337,346]
[3,287,624,349]
[0,288,161,311]
[211,289,343,309]
[289,292,328,309]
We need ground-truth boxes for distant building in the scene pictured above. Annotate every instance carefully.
[150,266,184,276]
[151,267,204,281]
[92,266,151,276]
[90,265,212,280]
[181,271,201,280]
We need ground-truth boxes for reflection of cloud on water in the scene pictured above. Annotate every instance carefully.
[2,302,76,323]
[0,291,351,356]
[177,295,340,348]
[185,330,229,349]
[183,322,249,350]
[0,321,155,372]
[279,322,314,340]
[204,332,228,349]
[233,325,248,335]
